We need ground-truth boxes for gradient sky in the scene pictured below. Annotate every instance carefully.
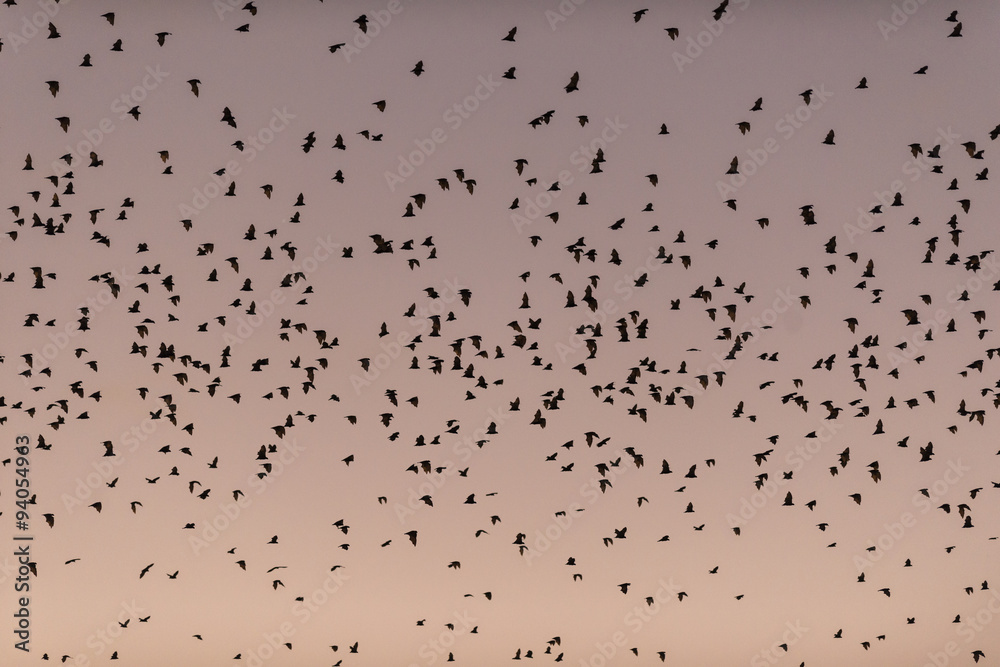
[2,1,1000,666]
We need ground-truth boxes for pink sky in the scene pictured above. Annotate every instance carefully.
[2,1,1000,665]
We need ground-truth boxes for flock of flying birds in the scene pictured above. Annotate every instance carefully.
[2,1,1000,665]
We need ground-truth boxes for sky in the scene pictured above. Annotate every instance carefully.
[1,0,1000,665]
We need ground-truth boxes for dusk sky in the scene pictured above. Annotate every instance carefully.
[2,1,1000,666]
